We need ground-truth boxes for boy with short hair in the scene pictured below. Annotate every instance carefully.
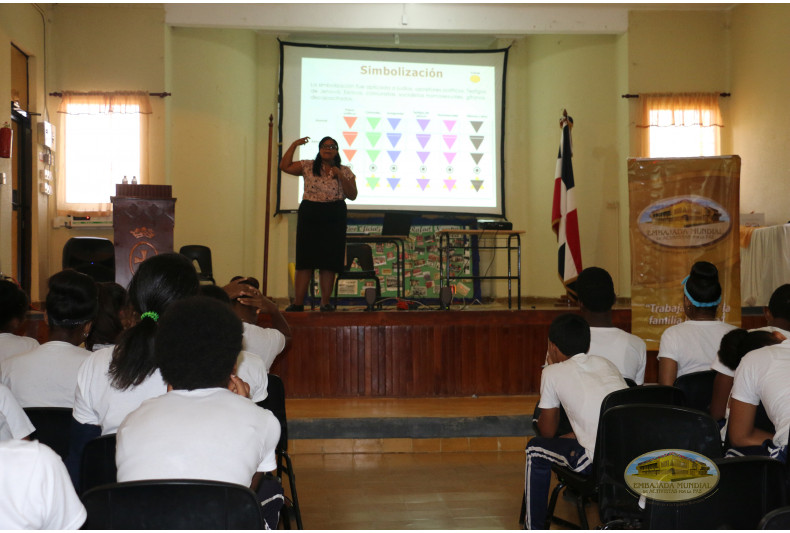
[524,313,626,530]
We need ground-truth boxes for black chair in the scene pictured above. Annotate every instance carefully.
[673,369,717,413]
[760,505,790,529]
[541,385,686,529]
[258,374,303,529]
[81,479,264,529]
[80,434,117,495]
[643,456,787,529]
[332,243,381,310]
[596,404,723,527]
[179,245,215,284]
[62,237,115,282]
[23,407,73,461]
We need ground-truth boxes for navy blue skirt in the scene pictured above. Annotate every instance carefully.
[295,199,347,273]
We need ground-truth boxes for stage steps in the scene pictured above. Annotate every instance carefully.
[285,395,537,454]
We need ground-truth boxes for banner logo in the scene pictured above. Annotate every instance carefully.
[624,449,719,502]
[637,195,731,248]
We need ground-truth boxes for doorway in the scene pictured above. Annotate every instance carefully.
[10,44,32,294]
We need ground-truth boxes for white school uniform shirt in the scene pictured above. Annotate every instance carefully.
[588,327,647,385]
[657,320,738,379]
[242,322,287,372]
[116,387,280,485]
[0,383,34,440]
[236,349,269,402]
[0,332,39,366]
[0,341,90,408]
[538,353,627,457]
[0,439,87,529]
[731,340,790,447]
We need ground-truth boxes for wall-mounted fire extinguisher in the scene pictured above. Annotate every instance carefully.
[0,122,12,159]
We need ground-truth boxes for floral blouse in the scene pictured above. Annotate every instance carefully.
[300,160,355,202]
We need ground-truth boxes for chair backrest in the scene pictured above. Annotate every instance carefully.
[673,370,717,412]
[80,434,118,495]
[23,407,72,461]
[643,456,787,529]
[600,385,685,414]
[344,243,375,272]
[62,237,115,283]
[257,374,288,452]
[596,404,723,525]
[178,245,214,283]
[81,479,264,529]
[760,505,790,529]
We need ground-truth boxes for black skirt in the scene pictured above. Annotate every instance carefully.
[295,199,347,273]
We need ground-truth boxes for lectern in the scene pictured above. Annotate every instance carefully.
[111,184,176,288]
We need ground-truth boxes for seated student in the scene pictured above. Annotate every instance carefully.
[524,314,626,530]
[658,261,737,386]
[726,334,790,462]
[224,276,291,372]
[0,270,97,408]
[0,383,34,441]
[755,284,790,338]
[0,439,86,529]
[576,267,647,384]
[85,282,127,352]
[710,329,782,422]
[198,285,269,402]
[0,279,39,365]
[116,296,282,528]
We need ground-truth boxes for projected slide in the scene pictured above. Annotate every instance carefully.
[279,43,507,216]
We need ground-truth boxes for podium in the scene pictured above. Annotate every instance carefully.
[111,184,176,288]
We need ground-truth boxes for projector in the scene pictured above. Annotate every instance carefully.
[478,220,512,230]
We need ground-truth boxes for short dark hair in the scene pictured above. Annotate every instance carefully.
[768,284,790,321]
[684,261,722,307]
[719,328,781,371]
[155,296,243,390]
[86,282,127,350]
[576,267,616,312]
[45,270,98,329]
[199,284,232,304]
[230,276,259,290]
[548,313,591,357]
[0,280,29,330]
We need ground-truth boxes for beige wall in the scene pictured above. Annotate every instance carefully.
[4,4,789,301]
[729,4,790,226]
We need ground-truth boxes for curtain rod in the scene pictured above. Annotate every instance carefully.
[621,93,731,99]
[49,92,171,98]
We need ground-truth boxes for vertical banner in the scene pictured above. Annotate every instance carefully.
[629,156,741,349]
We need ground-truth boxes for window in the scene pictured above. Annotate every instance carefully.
[57,91,151,215]
[639,93,723,158]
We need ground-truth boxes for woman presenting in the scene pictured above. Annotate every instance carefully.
[280,136,357,312]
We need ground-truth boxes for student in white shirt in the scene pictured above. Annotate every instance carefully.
[658,261,736,385]
[117,296,282,528]
[0,383,34,440]
[0,279,39,365]
[1,270,97,408]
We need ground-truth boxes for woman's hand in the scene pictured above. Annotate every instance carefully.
[228,374,251,399]
[292,136,310,147]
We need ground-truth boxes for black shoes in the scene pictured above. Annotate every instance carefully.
[319,304,335,312]
[284,304,304,312]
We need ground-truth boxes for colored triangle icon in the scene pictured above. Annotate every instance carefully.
[366,132,382,147]
[387,151,401,163]
[444,152,456,165]
[388,118,401,130]
[387,177,400,190]
[470,120,483,132]
[416,134,431,149]
[443,135,457,149]
[417,119,430,131]
[343,149,357,161]
[366,177,380,189]
[417,178,430,191]
[417,151,430,164]
[366,150,381,162]
[470,153,484,165]
[444,178,456,192]
[367,117,381,129]
[387,133,402,148]
[471,179,484,192]
[344,116,358,128]
[470,136,484,150]
[343,131,358,145]
[443,120,456,132]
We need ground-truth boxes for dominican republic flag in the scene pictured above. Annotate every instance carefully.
[551,111,582,297]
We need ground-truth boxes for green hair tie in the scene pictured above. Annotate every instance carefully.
[140,311,159,322]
